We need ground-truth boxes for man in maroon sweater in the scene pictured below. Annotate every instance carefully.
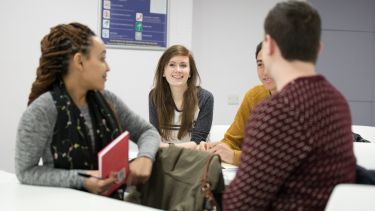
[223,1,356,210]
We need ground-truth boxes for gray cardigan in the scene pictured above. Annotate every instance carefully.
[15,90,160,189]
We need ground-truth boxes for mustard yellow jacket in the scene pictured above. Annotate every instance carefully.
[222,85,270,165]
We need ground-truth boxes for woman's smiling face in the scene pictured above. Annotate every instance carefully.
[163,55,190,89]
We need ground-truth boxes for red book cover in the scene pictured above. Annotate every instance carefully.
[98,131,129,196]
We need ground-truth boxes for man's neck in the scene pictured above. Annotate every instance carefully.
[271,60,317,92]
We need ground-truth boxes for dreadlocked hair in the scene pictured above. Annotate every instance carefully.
[28,22,95,105]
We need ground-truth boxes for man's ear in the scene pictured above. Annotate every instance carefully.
[264,34,275,56]
[318,41,323,56]
[72,53,84,71]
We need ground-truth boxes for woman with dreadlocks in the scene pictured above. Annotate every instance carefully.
[15,22,159,196]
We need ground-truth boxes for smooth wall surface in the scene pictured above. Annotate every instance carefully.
[0,0,193,173]
[310,0,375,126]
[192,0,282,124]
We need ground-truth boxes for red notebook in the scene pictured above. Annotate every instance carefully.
[98,131,129,196]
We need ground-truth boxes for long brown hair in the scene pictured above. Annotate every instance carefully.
[28,22,95,105]
[151,45,201,141]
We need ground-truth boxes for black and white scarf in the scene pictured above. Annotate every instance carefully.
[50,81,121,170]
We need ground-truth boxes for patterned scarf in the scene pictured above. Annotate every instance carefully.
[50,81,121,170]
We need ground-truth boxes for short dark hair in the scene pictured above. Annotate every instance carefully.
[255,42,262,59]
[264,0,321,63]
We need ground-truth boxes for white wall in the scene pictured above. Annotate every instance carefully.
[0,0,193,173]
[192,0,282,124]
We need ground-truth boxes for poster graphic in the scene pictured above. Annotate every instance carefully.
[99,0,168,50]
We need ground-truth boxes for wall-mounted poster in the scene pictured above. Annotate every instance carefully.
[99,0,168,50]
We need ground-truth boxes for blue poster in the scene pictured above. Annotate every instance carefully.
[99,0,168,50]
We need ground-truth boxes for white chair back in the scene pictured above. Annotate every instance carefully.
[352,125,375,142]
[353,142,375,169]
[325,184,375,211]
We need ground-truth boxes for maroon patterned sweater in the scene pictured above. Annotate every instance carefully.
[223,75,356,211]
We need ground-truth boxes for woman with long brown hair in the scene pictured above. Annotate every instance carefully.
[15,22,159,196]
[149,45,213,148]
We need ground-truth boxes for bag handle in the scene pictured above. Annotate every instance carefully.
[200,154,219,210]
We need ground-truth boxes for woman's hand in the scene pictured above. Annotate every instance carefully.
[159,142,169,148]
[127,156,153,185]
[196,141,217,151]
[209,143,234,164]
[83,170,116,195]
[160,141,197,149]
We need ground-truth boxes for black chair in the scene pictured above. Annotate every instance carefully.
[356,165,375,185]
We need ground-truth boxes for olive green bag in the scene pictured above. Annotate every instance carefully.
[135,145,225,211]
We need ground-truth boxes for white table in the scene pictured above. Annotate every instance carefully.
[221,163,237,185]
[0,171,158,211]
